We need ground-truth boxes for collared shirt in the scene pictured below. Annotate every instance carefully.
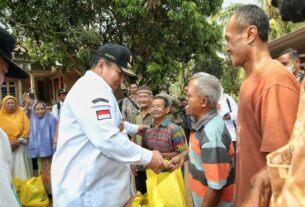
[51,71,152,207]
[134,110,153,146]
[188,109,235,207]
[143,118,187,154]
[51,101,64,119]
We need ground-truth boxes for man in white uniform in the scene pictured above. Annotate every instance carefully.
[51,43,164,207]
[51,88,68,119]
[0,26,29,207]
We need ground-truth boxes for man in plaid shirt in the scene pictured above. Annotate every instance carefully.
[143,96,187,160]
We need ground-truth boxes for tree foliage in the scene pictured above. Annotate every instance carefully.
[0,0,223,90]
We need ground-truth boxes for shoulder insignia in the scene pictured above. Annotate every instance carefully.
[92,98,109,104]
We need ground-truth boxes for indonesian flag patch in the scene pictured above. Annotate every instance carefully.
[96,110,111,120]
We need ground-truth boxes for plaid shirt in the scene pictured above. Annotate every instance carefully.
[143,118,187,154]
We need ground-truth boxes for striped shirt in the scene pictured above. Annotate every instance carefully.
[143,118,187,154]
[188,109,235,207]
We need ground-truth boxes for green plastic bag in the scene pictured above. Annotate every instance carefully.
[146,169,188,207]
[14,176,49,207]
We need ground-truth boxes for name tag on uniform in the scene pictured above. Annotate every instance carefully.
[96,110,111,120]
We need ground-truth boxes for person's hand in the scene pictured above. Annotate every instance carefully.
[223,113,231,120]
[246,167,271,207]
[145,150,164,173]
[137,125,149,135]
[23,93,33,105]
[167,154,185,172]
[10,140,19,151]
[131,164,138,176]
[119,121,125,132]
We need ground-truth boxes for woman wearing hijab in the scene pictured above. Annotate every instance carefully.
[28,101,57,194]
[0,95,32,180]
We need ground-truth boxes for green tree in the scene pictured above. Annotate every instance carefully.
[0,0,224,90]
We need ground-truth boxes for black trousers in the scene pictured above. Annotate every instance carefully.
[135,171,147,194]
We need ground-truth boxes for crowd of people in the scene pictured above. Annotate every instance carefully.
[1,3,305,207]
[0,92,62,196]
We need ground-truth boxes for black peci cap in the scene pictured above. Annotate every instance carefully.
[95,43,136,77]
[0,27,29,79]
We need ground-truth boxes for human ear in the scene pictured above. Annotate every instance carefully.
[96,59,106,74]
[165,106,171,114]
[246,25,257,44]
[201,96,208,108]
[295,58,300,67]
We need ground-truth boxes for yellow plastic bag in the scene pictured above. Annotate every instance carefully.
[132,191,149,207]
[13,177,24,198]
[14,176,49,207]
[146,169,188,207]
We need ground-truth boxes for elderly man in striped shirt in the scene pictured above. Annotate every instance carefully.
[169,72,235,207]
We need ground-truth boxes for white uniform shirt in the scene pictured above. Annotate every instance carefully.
[0,129,19,207]
[217,94,238,141]
[51,71,152,207]
[51,101,64,119]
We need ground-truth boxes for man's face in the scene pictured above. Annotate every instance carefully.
[278,53,298,74]
[129,84,138,95]
[151,98,169,120]
[137,92,152,109]
[0,57,8,85]
[225,16,248,67]
[185,79,205,119]
[59,93,67,102]
[102,62,125,91]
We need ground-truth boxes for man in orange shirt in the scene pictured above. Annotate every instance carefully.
[225,4,300,206]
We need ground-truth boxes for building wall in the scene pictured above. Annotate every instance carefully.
[1,71,80,107]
